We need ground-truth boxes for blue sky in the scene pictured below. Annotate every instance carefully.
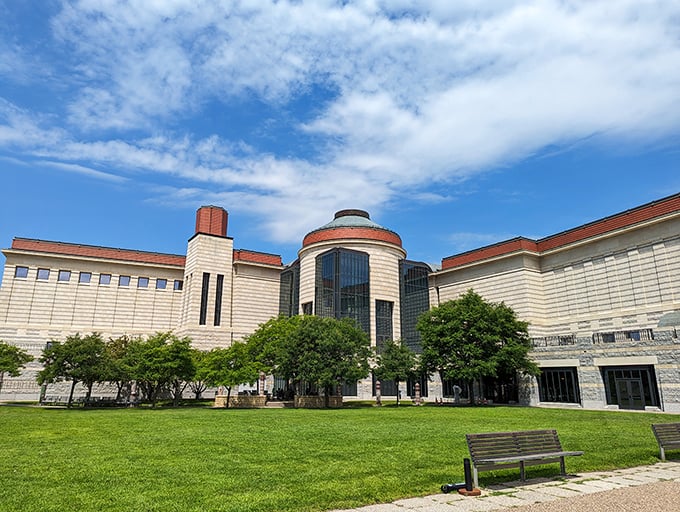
[1,1,678,279]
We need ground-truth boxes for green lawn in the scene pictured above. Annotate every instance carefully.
[1,404,677,512]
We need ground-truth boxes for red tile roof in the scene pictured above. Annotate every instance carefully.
[441,193,680,270]
[10,238,187,266]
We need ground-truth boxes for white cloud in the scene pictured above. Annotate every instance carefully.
[0,1,678,244]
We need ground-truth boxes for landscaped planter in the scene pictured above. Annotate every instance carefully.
[213,395,267,408]
[294,395,343,408]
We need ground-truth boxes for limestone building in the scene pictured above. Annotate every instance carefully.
[1,195,679,410]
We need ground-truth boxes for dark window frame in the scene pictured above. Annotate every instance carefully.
[14,266,29,278]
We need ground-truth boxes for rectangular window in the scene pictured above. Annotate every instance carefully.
[37,268,50,281]
[302,302,313,315]
[173,279,183,291]
[199,273,210,325]
[99,274,111,285]
[156,278,167,290]
[79,272,92,284]
[214,274,224,326]
[14,266,28,278]
[138,277,149,288]
[538,367,581,404]
[375,300,394,352]
[58,270,71,282]
[119,275,131,287]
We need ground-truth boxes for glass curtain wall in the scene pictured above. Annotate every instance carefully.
[315,248,370,334]
[399,260,430,352]
[279,260,300,316]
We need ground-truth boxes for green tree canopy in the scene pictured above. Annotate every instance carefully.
[104,335,136,401]
[417,289,538,403]
[0,340,33,396]
[373,339,418,406]
[201,343,260,407]
[125,332,195,407]
[37,333,109,407]
[246,315,371,406]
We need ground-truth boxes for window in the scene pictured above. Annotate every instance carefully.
[173,279,183,291]
[14,266,28,278]
[538,367,581,404]
[99,274,111,285]
[37,268,50,281]
[199,273,210,325]
[119,275,131,287]
[407,374,429,398]
[79,272,92,284]
[156,278,167,290]
[58,270,71,282]
[138,277,149,288]
[279,261,300,316]
[315,248,370,334]
[399,260,430,353]
[375,300,393,352]
[302,302,313,315]
[214,274,224,326]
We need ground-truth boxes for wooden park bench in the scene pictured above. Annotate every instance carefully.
[466,429,583,488]
[651,423,680,461]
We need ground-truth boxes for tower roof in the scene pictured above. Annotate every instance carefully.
[302,209,402,248]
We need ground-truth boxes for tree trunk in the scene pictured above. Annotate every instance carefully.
[86,382,93,402]
[395,380,400,406]
[0,371,4,396]
[68,380,77,408]
[225,386,232,408]
[468,379,475,405]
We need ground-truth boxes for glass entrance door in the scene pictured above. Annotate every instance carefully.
[615,378,645,410]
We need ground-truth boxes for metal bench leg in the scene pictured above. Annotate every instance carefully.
[660,447,666,461]
[473,466,479,489]
[519,461,525,481]
[560,457,566,475]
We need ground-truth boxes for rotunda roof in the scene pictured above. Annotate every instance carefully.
[302,209,402,248]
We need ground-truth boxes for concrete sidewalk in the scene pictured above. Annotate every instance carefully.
[331,461,680,512]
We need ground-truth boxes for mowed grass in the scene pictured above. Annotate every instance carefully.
[1,405,678,512]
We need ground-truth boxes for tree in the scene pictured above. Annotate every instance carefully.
[245,314,301,377]
[275,315,372,407]
[373,339,418,406]
[126,332,195,407]
[0,340,33,396]
[104,335,136,401]
[417,289,538,404]
[37,333,109,407]
[188,349,209,400]
[201,343,260,407]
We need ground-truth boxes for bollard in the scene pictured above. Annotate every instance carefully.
[464,458,473,491]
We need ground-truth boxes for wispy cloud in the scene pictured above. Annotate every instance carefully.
[41,161,128,183]
[0,1,678,244]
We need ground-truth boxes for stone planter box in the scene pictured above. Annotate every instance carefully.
[213,394,266,408]
[294,395,343,408]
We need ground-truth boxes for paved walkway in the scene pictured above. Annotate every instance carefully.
[332,461,680,512]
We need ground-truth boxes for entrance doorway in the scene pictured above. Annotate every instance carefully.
[602,366,660,410]
[615,378,645,410]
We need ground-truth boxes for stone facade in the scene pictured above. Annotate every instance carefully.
[1,195,679,410]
